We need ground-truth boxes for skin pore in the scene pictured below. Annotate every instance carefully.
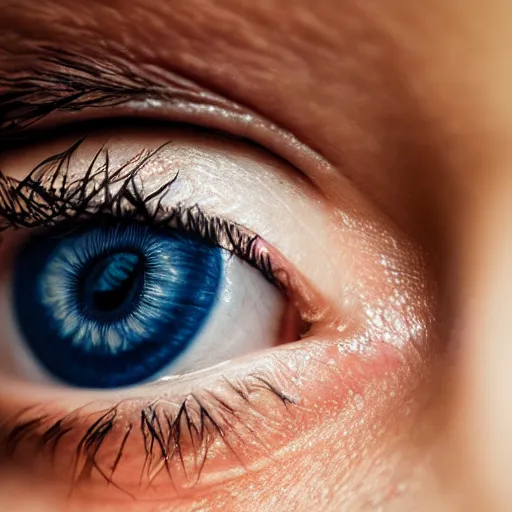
[0,0,511,510]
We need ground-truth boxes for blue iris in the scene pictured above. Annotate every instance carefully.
[12,221,223,388]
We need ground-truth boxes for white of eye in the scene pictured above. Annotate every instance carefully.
[159,251,287,377]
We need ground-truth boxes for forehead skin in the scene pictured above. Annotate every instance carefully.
[1,1,512,510]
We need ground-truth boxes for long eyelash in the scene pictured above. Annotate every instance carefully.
[0,138,278,285]
[0,377,296,494]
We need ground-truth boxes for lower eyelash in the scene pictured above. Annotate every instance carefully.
[0,375,296,497]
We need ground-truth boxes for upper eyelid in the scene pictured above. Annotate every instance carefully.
[0,136,330,324]
[0,140,278,281]
[0,46,337,189]
[0,127,343,325]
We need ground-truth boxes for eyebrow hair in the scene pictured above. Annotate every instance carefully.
[0,47,237,140]
[0,44,333,187]
[0,48,151,137]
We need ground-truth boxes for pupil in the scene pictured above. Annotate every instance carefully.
[86,252,144,313]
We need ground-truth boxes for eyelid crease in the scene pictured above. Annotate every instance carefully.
[0,46,337,193]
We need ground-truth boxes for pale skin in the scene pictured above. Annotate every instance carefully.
[0,1,511,511]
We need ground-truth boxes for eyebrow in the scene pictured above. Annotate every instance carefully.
[0,47,241,140]
[0,49,156,136]
[0,2,339,186]
[0,43,333,189]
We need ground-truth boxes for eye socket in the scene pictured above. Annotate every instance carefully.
[0,122,435,504]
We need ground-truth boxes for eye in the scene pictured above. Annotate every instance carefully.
[0,131,302,389]
[12,221,291,388]
[15,222,226,388]
[0,123,432,504]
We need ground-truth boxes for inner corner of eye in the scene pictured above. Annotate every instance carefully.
[2,217,303,390]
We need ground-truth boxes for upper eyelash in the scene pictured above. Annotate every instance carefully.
[0,137,175,231]
[0,137,279,286]
[0,376,295,495]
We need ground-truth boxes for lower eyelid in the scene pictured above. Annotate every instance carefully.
[0,330,411,504]
[0,366,300,500]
